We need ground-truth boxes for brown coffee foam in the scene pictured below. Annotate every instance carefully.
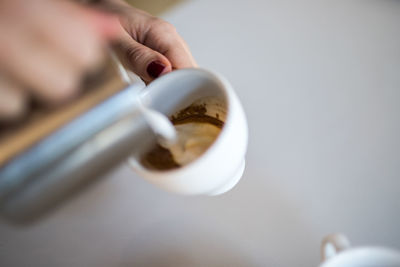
[140,103,224,171]
[140,144,181,170]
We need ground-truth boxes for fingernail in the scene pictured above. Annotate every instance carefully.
[147,61,166,78]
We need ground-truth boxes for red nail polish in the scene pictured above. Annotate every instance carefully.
[147,61,166,78]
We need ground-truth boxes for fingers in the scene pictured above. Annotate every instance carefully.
[116,7,197,81]
[81,7,122,40]
[38,1,121,71]
[0,0,120,108]
[0,24,83,103]
[119,30,172,82]
[0,75,27,121]
[144,19,197,69]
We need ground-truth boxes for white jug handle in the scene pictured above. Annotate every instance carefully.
[321,233,351,262]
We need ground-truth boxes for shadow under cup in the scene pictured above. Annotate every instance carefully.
[128,68,248,196]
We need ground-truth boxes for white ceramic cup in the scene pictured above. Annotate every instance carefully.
[128,68,248,196]
[320,234,400,267]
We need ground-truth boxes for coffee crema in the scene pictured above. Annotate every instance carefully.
[140,103,224,170]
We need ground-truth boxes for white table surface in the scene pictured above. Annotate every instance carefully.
[1,0,400,266]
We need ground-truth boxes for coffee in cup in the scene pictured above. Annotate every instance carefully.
[140,98,225,170]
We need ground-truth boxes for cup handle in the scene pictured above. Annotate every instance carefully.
[321,233,351,262]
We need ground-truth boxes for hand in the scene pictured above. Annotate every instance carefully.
[0,0,120,120]
[101,0,197,82]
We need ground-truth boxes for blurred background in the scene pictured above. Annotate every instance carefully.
[1,0,400,266]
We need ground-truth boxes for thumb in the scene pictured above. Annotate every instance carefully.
[119,33,172,82]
